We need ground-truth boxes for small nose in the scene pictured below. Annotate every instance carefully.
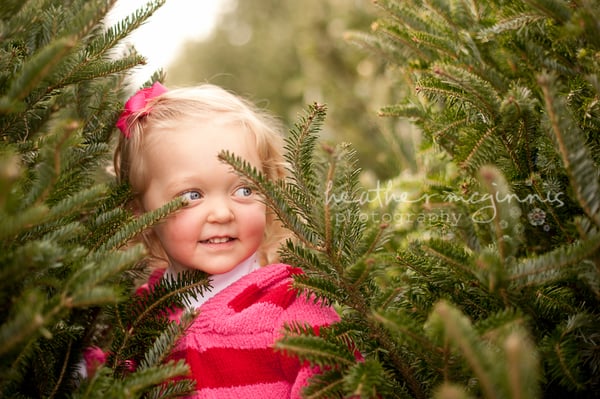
[206,197,234,223]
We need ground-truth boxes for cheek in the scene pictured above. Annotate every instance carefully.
[153,212,196,246]
[243,205,268,236]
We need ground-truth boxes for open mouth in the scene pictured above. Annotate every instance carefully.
[200,237,235,244]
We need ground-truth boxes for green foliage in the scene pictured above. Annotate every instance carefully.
[224,0,600,397]
[3,0,599,398]
[0,0,207,397]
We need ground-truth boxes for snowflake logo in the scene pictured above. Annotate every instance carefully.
[527,207,546,226]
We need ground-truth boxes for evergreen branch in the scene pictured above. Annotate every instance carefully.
[373,0,429,32]
[532,286,579,319]
[0,205,48,241]
[145,379,196,399]
[458,126,497,173]
[415,77,472,112]
[347,253,377,291]
[43,0,162,93]
[1,0,39,36]
[276,323,356,368]
[21,119,81,209]
[138,311,195,371]
[538,72,600,228]
[477,165,522,262]
[432,116,468,149]
[56,55,146,88]
[52,0,118,45]
[369,320,426,399]
[287,128,428,397]
[66,245,145,306]
[88,207,127,236]
[430,63,500,121]
[96,196,185,252]
[499,84,539,143]
[0,37,75,111]
[277,336,355,367]
[111,270,209,368]
[291,274,347,306]
[48,184,108,220]
[103,0,167,54]
[419,242,478,285]
[428,301,498,399]
[281,240,330,274]
[83,0,156,58]
[0,287,83,371]
[51,338,73,399]
[340,261,428,397]
[541,313,596,392]
[478,14,546,42]
[143,270,210,314]
[0,290,46,356]
[371,309,439,354]
[42,220,86,244]
[375,21,434,64]
[343,30,402,67]
[344,359,398,399]
[302,369,345,399]
[322,143,365,266]
[378,102,426,119]
[425,0,471,32]
[508,233,600,288]
[409,30,460,62]
[403,241,497,316]
[68,286,121,308]
[553,339,584,391]
[285,102,325,202]
[504,330,540,399]
[280,146,428,398]
[106,360,191,398]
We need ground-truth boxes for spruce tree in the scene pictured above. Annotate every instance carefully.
[225,0,600,398]
[3,0,599,398]
[0,1,206,397]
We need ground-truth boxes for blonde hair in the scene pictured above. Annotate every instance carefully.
[114,84,289,266]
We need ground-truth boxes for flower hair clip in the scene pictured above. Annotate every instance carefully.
[116,82,168,138]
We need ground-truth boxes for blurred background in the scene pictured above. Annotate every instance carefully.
[114,0,420,181]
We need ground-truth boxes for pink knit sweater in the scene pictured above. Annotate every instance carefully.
[164,263,339,398]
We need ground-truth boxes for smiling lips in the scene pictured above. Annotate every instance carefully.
[201,237,236,244]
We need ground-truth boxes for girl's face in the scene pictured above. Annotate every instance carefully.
[139,119,267,275]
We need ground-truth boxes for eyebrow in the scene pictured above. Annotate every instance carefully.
[164,177,200,195]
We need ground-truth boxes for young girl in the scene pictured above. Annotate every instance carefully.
[113,82,339,398]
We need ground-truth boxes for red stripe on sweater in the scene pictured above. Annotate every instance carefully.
[173,346,301,389]
[228,276,298,313]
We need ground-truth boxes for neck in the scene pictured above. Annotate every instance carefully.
[164,253,260,309]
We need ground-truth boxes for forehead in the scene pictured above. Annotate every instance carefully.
[142,118,260,167]
[150,116,252,145]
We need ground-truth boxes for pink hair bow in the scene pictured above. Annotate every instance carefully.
[116,82,168,138]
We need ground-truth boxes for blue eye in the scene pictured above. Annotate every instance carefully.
[181,191,202,202]
[234,187,253,197]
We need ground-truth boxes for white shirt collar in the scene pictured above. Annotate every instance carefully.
[164,253,260,309]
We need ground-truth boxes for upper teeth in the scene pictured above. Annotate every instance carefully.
[207,237,230,243]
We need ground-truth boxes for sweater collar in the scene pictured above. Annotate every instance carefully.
[164,253,260,309]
